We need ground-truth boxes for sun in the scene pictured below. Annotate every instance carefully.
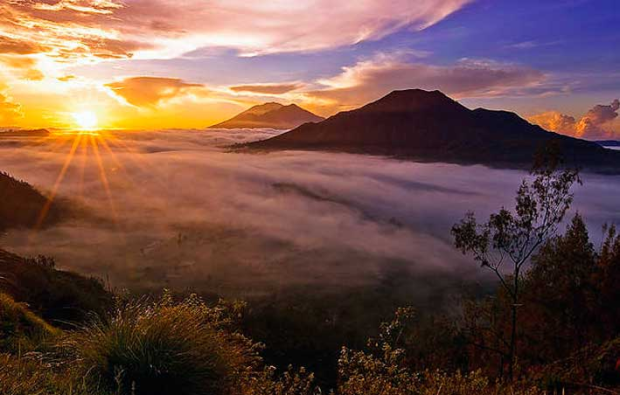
[72,111,99,130]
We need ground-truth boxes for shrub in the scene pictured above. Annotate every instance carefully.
[336,308,545,395]
[244,365,317,395]
[415,370,544,395]
[63,294,262,395]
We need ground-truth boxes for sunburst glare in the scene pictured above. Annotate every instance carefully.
[72,111,99,130]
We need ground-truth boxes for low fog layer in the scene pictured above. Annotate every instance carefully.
[0,129,619,296]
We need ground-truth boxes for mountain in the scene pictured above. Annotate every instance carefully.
[0,171,66,231]
[210,102,324,129]
[0,128,50,138]
[246,89,620,172]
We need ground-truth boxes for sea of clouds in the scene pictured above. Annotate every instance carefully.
[0,129,619,296]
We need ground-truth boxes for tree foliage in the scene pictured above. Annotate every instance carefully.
[452,158,580,379]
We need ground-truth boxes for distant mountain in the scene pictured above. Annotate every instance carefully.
[246,89,620,172]
[0,129,50,138]
[0,171,65,231]
[210,102,324,129]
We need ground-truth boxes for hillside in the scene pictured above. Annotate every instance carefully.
[210,102,324,129]
[0,172,66,231]
[0,249,112,325]
[246,89,620,172]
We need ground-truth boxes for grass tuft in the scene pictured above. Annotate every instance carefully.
[63,294,261,395]
[0,292,60,353]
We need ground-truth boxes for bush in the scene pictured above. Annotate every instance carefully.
[533,336,620,392]
[244,365,317,395]
[62,294,262,395]
[415,370,544,395]
[336,308,544,395]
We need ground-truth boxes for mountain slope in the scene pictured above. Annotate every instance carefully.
[0,171,65,231]
[210,102,324,129]
[246,89,620,172]
[0,249,112,325]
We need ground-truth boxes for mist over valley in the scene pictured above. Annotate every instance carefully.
[1,129,618,299]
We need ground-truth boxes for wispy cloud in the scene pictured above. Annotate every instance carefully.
[296,54,548,114]
[230,83,305,95]
[0,55,44,81]
[0,34,50,54]
[0,0,473,71]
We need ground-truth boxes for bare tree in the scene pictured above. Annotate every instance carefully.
[451,155,580,380]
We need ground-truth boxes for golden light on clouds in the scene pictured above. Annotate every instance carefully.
[0,0,478,129]
[72,110,99,130]
[3,0,588,133]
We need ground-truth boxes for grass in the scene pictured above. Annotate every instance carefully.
[0,292,60,354]
[62,294,261,395]
[0,293,599,395]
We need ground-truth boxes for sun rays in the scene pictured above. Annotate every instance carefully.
[35,133,82,229]
[33,130,155,232]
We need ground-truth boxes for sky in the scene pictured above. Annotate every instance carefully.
[0,0,619,138]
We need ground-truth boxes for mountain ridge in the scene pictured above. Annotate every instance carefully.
[0,129,50,138]
[244,89,620,173]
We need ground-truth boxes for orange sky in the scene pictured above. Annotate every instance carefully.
[0,1,618,138]
[1,0,473,130]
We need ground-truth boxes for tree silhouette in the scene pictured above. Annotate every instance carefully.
[451,155,580,380]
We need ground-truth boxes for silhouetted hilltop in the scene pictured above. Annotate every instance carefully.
[0,171,65,231]
[210,102,324,129]
[246,89,620,172]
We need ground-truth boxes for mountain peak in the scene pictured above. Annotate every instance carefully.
[362,89,465,113]
[244,102,284,116]
[209,102,323,130]
[385,88,446,99]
